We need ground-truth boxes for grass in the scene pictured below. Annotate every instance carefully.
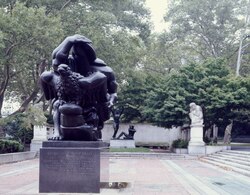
[206,140,250,146]
[205,142,250,146]
[109,147,151,153]
[230,143,250,146]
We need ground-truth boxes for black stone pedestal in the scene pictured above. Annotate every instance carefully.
[39,141,108,193]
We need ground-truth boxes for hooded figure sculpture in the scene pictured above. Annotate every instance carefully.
[40,35,118,141]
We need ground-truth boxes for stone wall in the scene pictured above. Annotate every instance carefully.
[102,123,187,147]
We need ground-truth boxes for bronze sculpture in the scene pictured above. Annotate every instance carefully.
[117,125,136,140]
[111,106,124,139]
[40,35,118,141]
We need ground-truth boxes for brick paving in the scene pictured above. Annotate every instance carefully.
[1,156,250,194]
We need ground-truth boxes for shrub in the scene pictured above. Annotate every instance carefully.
[0,139,24,154]
[172,139,189,148]
[0,113,33,144]
[203,136,211,144]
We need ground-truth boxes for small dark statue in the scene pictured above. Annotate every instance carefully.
[40,35,118,141]
[111,106,124,139]
[117,125,136,140]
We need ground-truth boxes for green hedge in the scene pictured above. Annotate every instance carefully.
[0,139,24,154]
[172,139,188,148]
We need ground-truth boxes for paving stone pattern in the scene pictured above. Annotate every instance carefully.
[1,155,250,194]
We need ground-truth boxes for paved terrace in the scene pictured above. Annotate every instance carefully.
[0,155,250,195]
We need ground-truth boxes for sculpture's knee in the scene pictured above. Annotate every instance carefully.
[59,103,84,127]
[59,103,82,115]
[40,71,54,83]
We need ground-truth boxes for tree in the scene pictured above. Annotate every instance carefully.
[72,0,151,40]
[58,0,151,83]
[143,72,189,128]
[141,33,184,75]
[0,0,78,14]
[0,2,64,116]
[0,102,47,144]
[0,0,152,116]
[164,0,249,71]
[117,70,148,122]
[143,58,250,130]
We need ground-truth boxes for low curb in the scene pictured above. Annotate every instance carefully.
[0,151,198,165]
[0,151,37,164]
[102,152,198,159]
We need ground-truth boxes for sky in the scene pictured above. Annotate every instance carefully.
[145,0,169,32]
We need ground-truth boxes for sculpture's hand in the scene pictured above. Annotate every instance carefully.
[52,34,93,68]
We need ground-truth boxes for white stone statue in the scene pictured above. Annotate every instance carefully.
[223,120,233,144]
[189,102,203,125]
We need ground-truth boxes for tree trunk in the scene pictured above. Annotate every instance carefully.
[10,60,47,115]
[0,42,19,117]
[11,87,40,114]
[0,64,10,117]
[0,94,5,118]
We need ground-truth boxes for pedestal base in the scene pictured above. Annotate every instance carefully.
[188,145,205,155]
[189,124,205,151]
[30,126,48,152]
[188,140,205,146]
[110,139,135,148]
[30,140,43,152]
[39,141,108,193]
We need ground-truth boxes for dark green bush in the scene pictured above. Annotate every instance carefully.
[0,139,24,154]
[203,136,211,144]
[0,113,33,144]
[172,139,189,148]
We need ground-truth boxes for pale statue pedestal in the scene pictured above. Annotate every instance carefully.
[188,124,205,155]
[110,139,135,148]
[30,126,48,152]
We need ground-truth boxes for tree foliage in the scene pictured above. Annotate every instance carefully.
[58,0,150,83]
[0,0,249,135]
[0,102,47,144]
[117,70,148,122]
[0,102,47,143]
[165,0,246,58]
[143,58,250,130]
[0,0,151,116]
[164,0,250,75]
[0,113,33,144]
[0,2,64,115]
